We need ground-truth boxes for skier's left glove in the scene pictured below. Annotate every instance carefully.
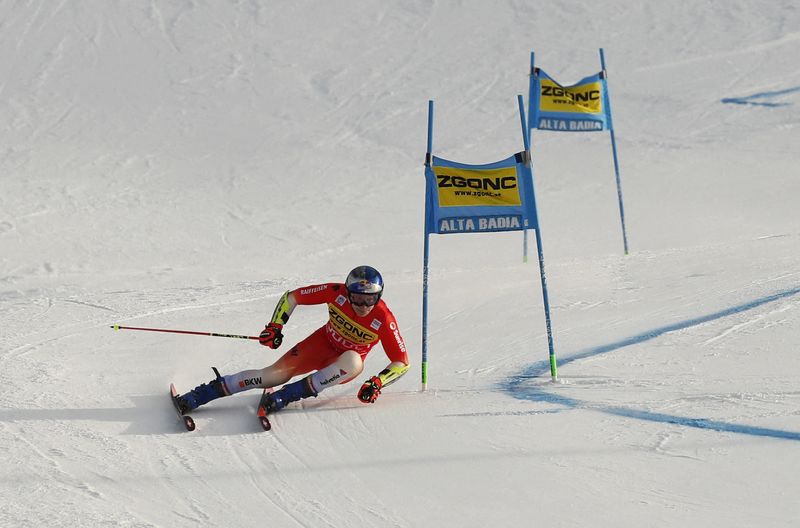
[357,376,382,404]
[259,323,283,349]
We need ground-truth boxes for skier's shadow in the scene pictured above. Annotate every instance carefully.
[0,394,267,436]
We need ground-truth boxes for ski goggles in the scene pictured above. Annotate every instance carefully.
[349,292,380,307]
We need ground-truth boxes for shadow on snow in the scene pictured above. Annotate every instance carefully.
[502,285,800,441]
[721,86,800,107]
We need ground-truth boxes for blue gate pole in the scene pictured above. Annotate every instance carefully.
[422,233,430,391]
[518,94,530,155]
[519,89,530,263]
[421,100,434,391]
[518,95,558,381]
[523,228,529,263]
[523,51,537,263]
[599,48,630,255]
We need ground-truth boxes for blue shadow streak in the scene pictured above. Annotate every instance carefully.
[721,86,800,107]
[502,285,800,441]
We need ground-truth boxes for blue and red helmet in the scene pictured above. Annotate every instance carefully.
[346,266,384,304]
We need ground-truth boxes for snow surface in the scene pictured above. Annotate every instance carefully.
[2,1,800,526]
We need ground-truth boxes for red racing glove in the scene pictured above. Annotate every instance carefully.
[357,376,382,404]
[258,323,283,349]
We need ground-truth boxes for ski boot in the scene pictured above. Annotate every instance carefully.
[176,367,229,414]
[262,376,317,414]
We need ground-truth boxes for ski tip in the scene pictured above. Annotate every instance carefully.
[184,416,196,431]
[110,325,120,330]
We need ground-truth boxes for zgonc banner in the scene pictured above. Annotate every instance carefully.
[424,152,538,235]
[529,69,612,132]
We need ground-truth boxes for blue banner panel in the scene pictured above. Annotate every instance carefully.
[529,69,612,132]
[424,153,538,235]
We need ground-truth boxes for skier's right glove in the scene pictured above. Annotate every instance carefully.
[259,323,283,349]
[357,376,383,404]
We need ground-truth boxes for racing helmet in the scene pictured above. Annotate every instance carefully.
[345,266,384,305]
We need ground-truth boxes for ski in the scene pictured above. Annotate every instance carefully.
[256,388,273,431]
[169,383,196,431]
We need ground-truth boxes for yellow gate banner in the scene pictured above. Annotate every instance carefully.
[538,78,603,114]
[433,165,522,207]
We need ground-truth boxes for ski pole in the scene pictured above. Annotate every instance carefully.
[110,325,260,341]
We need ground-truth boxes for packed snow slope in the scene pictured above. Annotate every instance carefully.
[2,1,799,527]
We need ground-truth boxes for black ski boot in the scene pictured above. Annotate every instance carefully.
[262,376,317,414]
[177,367,229,414]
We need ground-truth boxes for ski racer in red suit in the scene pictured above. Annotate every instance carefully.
[176,266,410,415]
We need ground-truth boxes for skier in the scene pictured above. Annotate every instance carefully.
[175,266,409,416]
